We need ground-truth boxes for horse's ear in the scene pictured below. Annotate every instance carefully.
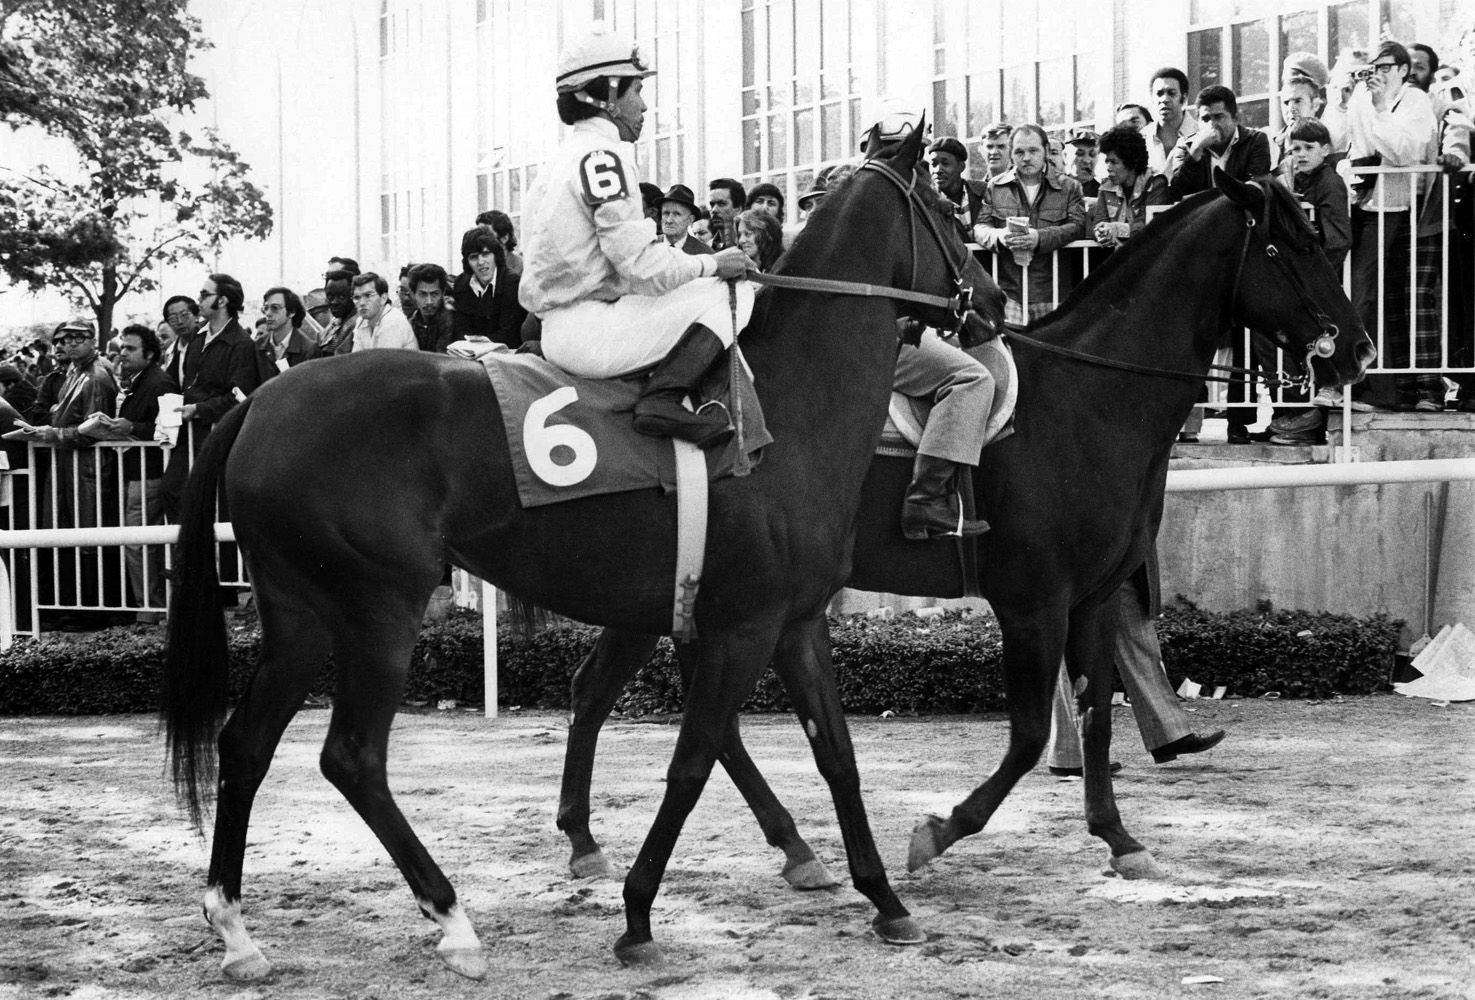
[863,124,883,160]
[1214,167,1263,211]
[895,111,927,167]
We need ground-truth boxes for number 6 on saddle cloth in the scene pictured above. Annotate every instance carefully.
[451,341,769,639]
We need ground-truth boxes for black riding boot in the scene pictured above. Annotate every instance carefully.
[633,323,733,449]
[900,454,989,541]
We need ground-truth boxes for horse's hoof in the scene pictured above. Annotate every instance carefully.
[221,949,271,981]
[613,936,667,967]
[1110,849,1165,881]
[907,814,949,872]
[570,849,617,880]
[437,946,488,981]
[872,913,926,946]
[781,857,840,891]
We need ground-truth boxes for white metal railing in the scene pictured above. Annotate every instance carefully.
[0,421,248,636]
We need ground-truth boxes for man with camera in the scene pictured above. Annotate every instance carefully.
[1344,41,1439,410]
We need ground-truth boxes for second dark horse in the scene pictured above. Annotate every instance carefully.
[555,171,1376,887]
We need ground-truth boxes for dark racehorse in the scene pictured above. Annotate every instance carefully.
[160,123,1005,981]
[553,171,1377,886]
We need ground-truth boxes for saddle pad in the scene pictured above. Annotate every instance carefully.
[878,335,1019,457]
[481,351,771,508]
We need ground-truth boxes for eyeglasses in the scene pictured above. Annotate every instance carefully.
[57,334,92,344]
[1372,62,1400,73]
[198,290,216,301]
[262,303,286,313]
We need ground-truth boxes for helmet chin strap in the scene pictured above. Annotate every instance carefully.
[575,77,634,134]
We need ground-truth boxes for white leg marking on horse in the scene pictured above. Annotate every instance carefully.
[805,719,818,740]
[203,887,271,980]
[420,900,487,981]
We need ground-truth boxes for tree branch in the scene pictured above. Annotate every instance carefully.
[117,229,190,295]
[63,270,98,308]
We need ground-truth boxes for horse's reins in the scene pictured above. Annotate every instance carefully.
[1006,183,1343,393]
[743,158,978,333]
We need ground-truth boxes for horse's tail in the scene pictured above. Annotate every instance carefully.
[161,397,253,830]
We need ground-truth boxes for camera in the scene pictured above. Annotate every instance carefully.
[1351,67,1375,83]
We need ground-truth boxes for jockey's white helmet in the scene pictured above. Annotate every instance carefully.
[556,22,656,94]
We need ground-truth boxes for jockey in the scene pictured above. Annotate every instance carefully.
[520,23,756,448]
[864,104,996,540]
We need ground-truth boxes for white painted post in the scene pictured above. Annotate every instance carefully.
[482,578,498,719]
[0,556,12,652]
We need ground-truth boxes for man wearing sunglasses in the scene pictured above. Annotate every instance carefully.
[0,319,119,620]
[1345,41,1439,411]
[161,273,261,516]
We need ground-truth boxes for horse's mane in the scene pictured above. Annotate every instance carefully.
[1024,178,1318,335]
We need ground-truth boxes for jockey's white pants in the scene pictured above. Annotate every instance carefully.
[541,277,756,379]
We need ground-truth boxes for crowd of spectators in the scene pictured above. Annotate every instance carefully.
[0,33,1470,628]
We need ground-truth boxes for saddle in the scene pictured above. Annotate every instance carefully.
[877,336,1019,457]
[456,341,770,509]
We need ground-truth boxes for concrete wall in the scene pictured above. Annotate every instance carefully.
[1159,418,1475,646]
[833,419,1475,648]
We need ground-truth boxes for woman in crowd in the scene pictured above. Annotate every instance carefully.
[734,208,784,273]
[1087,123,1170,250]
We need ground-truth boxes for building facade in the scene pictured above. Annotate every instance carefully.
[170,0,1468,301]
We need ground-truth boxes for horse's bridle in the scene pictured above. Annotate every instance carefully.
[747,158,978,335]
[1008,185,1341,392]
[1227,187,1342,392]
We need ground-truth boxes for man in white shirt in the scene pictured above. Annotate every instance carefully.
[1345,40,1439,409]
[349,273,418,352]
[1146,67,1199,178]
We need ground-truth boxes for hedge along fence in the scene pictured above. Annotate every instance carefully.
[0,604,1402,717]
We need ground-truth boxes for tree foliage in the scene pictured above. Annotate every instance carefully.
[0,0,273,331]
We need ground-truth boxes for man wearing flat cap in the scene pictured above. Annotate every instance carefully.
[520,21,754,447]
[656,184,713,255]
[927,136,985,238]
[1065,128,1101,196]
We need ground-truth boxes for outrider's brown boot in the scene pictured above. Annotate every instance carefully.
[900,455,989,540]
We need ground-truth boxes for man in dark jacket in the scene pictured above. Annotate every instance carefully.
[452,227,525,349]
[163,272,260,515]
[407,263,457,352]
[97,324,179,618]
[928,136,987,239]
[1168,87,1273,442]
[1166,84,1273,200]
[656,184,714,256]
[2,318,119,615]
[254,286,319,381]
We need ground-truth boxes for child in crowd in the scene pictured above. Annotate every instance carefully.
[1285,117,1350,271]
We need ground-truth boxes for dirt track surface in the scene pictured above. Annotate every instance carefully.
[2,695,1473,1000]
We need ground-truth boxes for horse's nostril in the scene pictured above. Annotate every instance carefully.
[1356,341,1378,367]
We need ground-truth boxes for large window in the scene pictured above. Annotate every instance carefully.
[930,0,1103,178]
[475,0,541,232]
[1186,0,1421,132]
[741,0,871,221]
[379,1,430,269]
